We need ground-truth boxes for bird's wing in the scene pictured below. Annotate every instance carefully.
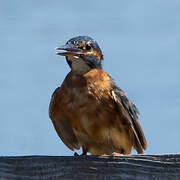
[110,83,147,154]
[49,87,80,151]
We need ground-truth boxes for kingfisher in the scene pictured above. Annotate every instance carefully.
[49,36,147,155]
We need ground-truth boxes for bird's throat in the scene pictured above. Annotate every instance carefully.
[68,56,91,75]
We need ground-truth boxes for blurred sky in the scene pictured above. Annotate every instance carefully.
[0,0,180,156]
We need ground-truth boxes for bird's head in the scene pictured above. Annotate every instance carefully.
[55,36,103,74]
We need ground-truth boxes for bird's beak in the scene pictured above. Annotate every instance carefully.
[55,44,83,57]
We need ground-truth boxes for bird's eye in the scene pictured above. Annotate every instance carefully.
[86,44,91,50]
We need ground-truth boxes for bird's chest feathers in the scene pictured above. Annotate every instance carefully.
[64,69,111,109]
[63,70,114,138]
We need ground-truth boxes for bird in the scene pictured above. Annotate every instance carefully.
[49,36,147,156]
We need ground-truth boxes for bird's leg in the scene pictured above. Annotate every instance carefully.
[111,148,125,156]
[81,146,87,155]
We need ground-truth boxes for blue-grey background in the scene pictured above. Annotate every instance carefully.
[1,1,180,156]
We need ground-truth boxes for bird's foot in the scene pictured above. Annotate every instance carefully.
[101,152,124,157]
[101,154,110,157]
[74,152,87,156]
[74,152,79,156]
[111,152,124,156]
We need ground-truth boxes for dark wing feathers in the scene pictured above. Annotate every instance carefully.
[111,82,147,153]
[116,89,139,118]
